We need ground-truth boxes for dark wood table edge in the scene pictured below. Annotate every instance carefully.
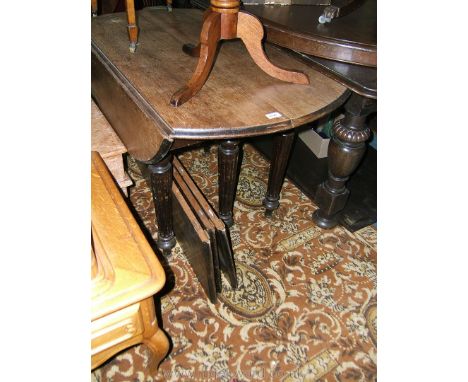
[92,38,351,163]
[243,6,376,67]
[293,51,377,99]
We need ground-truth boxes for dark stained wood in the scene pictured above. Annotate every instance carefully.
[173,165,222,293]
[244,1,376,67]
[242,2,377,230]
[252,131,377,232]
[291,53,376,99]
[148,155,176,255]
[173,157,238,288]
[91,8,348,163]
[319,0,366,23]
[313,93,375,228]
[218,140,241,227]
[172,183,218,303]
[92,8,349,256]
[263,130,295,215]
[91,49,172,164]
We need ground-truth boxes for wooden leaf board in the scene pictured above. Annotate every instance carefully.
[173,157,237,288]
[171,183,217,303]
[173,168,222,293]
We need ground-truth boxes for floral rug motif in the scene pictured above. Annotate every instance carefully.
[92,143,377,382]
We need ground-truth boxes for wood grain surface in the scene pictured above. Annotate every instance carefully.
[91,8,348,162]
[91,151,166,321]
[91,99,127,158]
[173,156,238,288]
[245,1,376,66]
[173,164,222,293]
[171,182,218,303]
[91,151,169,370]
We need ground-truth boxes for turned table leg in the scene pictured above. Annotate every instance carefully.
[313,93,375,229]
[218,140,241,227]
[91,0,98,16]
[263,130,295,216]
[149,155,176,256]
[125,0,138,53]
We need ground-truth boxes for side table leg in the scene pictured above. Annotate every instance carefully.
[218,140,241,227]
[143,328,170,375]
[263,130,295,216]
[313,93,375,228]
[149,155,176,256]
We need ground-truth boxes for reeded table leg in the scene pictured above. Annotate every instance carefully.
[313,93,375,229]
[149,155,176,256]
[263,130,295,216]
[218,140,241,227]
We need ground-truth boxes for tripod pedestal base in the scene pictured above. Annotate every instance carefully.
[171,10,310,107]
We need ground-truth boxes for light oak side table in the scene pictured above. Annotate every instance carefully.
[91,151,169,372]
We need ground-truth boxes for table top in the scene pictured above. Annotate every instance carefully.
[293,53,376,98]
[244,1,376,67]
[91,8,348,163]
[91,151,166,321]
[244,2,377,97]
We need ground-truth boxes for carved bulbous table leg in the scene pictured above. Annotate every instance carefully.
[263,130,295,216]
[218,140,241,227]
[149,155,176,256]
[313,93,375,229]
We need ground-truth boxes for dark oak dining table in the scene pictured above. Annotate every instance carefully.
[244,1,377,229]
[91,7,348,255]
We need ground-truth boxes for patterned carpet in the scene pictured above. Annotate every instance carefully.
[92,143,377,382]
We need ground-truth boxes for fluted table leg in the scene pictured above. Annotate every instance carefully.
[218,140,241,227]
[149,154,176,256]
[263,130,295,216]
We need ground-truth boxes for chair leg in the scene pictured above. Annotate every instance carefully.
[125,0,138,53]
[263,130,295,216]
[91,0,98,16]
